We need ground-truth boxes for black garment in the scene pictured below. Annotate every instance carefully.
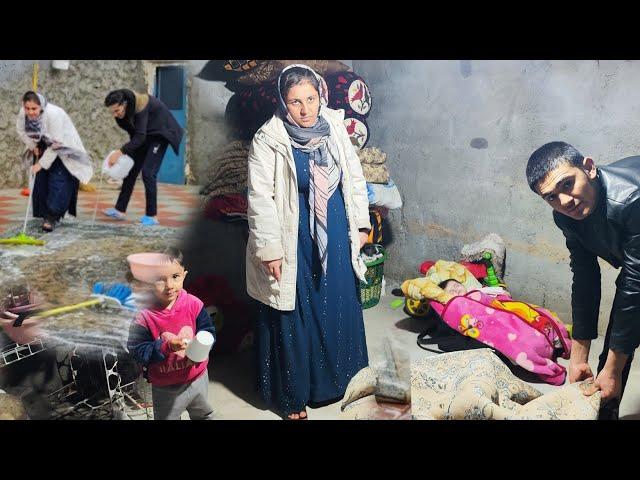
[32,157,79,222]
[115,136,168,217]
[554,156,640,355]
[597,296,634,419]
[116,92,183,156]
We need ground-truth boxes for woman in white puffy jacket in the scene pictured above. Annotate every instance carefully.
[16,91,93,232]
[247,65,372,420]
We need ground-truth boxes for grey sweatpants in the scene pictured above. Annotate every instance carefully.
[151,371,215,420]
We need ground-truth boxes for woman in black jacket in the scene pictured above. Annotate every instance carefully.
[102,89,184,226]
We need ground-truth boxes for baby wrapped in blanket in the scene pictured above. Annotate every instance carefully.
[402,260,572,385]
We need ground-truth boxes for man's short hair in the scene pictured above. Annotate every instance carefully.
[526,141,585,193]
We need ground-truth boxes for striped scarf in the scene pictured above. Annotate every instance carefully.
[278,64,341,274]
[286,123,342,274]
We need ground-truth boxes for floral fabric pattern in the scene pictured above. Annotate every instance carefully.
[411,349,600,420]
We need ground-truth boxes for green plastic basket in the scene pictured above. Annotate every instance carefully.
[359,245,387,309]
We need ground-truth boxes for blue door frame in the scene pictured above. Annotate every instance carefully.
[155,65,186,185]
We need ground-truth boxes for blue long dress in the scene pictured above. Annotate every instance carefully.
[32,143,79,222]
[255,147,369,415]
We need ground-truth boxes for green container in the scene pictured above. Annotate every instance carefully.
[359,245,387,309]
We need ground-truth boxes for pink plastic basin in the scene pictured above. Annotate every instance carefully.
[0,316,43,345]
[127,253,175,284]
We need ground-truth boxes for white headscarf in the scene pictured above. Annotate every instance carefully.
[23,92,48,143]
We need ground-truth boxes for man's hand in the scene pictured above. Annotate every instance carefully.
[584,368,623,402]
[32,146,40,158]
[108,150,123,167]
[569,361,594,383]
[568,338,592,384]
[30,163,42,175]
[168,337,187,352]
[584,349,628,402]
[262,259,282,282]
[359,230,369,249]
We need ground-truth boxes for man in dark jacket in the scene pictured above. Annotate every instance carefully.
[526,141,640,419]
[102,89,184,226]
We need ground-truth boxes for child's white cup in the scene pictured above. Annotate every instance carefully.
[186,331,214,363]
[102,151,134,180]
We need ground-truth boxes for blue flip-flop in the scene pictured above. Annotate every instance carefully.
[102,208,126,220]
[140,215,160,226]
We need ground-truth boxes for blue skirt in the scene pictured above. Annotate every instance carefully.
[255,147,368,415]
[32,157,79,221]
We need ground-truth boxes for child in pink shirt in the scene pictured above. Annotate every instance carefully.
[127,248,216,420]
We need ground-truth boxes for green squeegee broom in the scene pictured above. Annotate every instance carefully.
[0,171,45,246]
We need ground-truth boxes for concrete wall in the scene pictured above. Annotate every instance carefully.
[186,61,235,185]
[0,60,147,189]
[352,60,640,334]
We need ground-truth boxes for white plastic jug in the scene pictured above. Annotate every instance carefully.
[102,151,134,180]
[52,60,70,70]
[185,331,214,363]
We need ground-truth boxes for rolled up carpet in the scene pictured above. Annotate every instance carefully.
[226,81,279,140]
[326,71,372,118]
[206,184,247,199]
[357,147,387,165]
[196,60,262,82]
[344,117,369,150]
[360,163,389,184]
[237,79,279,114]
[411,349,600,420]
[219,139,252,153]
[236,60,351,86]
[204,194,248,220]
[225,92,273,141]
[200,141,250,196]
[201,166,248,197]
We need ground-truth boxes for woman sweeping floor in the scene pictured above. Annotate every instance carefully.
[15,91,93,232]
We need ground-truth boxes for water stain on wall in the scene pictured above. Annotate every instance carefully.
[470,137,489,149]
[406,221,475,242]
[459,60,472,78]
[406,221,568,262]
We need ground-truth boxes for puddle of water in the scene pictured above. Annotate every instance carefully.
[1,220,182,348]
